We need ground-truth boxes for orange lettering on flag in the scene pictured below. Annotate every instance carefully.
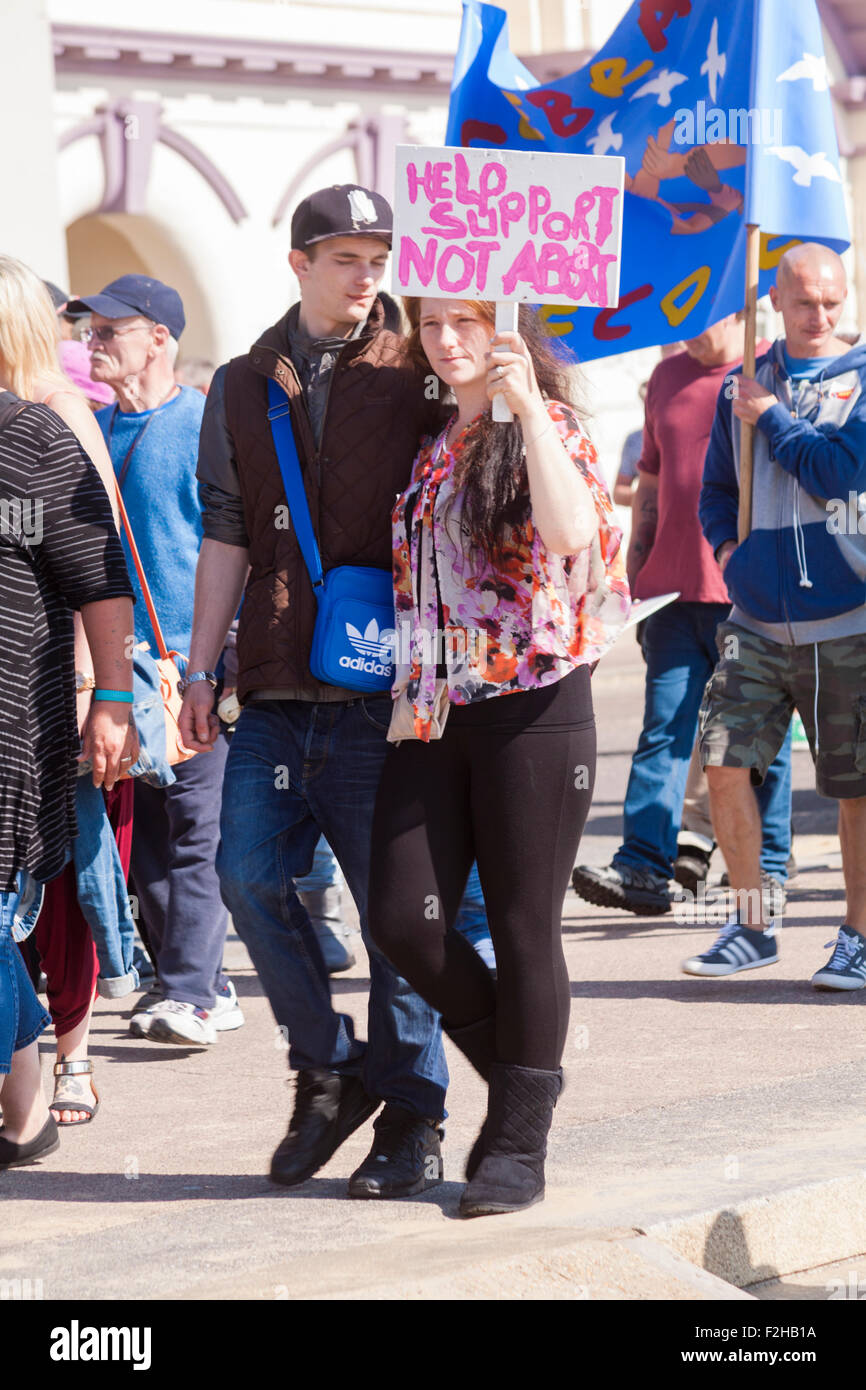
[660,265,711,327]
[502,91,544,141]
[759,234,802,270]
[538,304,579,338]
[589,57,653,98]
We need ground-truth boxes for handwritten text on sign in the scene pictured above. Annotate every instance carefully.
[393,145,624,306]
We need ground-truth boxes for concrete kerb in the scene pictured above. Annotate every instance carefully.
[283,1171,866,1300]
[170,1203,754,1301]
[640,1173,866,1288]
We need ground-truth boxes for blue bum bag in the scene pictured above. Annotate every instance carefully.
[267,378,395,694]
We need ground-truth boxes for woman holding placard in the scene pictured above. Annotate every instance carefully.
[367,298,629,1217]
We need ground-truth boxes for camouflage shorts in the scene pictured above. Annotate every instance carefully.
[699,622,866,799]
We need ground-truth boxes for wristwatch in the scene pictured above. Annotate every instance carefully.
[75,671,96,693]
[178,670,218,696]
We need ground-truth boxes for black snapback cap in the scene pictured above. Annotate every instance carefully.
[291,184,392,251]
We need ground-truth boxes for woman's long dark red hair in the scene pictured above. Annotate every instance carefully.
[403,298,587,561]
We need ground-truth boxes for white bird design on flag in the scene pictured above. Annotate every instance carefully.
[777,52,830,92]
[629,68,688,108]
[700,18,726,103]
[766,146,842,187]
[586,112,622,156]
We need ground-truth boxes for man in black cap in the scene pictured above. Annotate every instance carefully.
[66,274,245,1049]
[179,185,449,1197]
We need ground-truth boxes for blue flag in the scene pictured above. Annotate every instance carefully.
[446,0,849,361]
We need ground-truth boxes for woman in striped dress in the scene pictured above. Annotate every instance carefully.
[0,368,135,1168]
[0,258,130,1126]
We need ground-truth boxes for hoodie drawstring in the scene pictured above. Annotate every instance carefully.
[792,481,813,589]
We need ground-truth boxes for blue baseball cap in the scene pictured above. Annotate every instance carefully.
[66,275,186,340]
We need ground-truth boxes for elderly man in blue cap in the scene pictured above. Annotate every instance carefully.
[67,275,244,1047]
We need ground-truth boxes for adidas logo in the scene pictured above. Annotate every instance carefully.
[341,618,395,677]
[345,618,394,663]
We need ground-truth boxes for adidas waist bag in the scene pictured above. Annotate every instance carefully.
[267,380,395,694]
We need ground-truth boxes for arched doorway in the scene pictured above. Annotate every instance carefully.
[66,213,217,362]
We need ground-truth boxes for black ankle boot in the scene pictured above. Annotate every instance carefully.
[444,1015,496,1180]
[269,1069,378,1187]
[459,1063,562,1218]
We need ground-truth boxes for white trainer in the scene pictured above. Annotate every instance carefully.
[143,999,217,1046]
[129,990,165,1037]
[210,979,245,1032]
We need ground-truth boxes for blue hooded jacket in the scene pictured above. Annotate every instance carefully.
[700,339,866,645]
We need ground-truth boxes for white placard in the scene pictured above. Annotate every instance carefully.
[392,144,625,307]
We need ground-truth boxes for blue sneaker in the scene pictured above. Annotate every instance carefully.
[811,927,866,991]
[682,917,779,976]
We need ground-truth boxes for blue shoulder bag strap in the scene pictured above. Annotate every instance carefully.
[266,378,324,602]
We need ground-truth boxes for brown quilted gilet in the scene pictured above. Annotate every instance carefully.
[224,298,439,702]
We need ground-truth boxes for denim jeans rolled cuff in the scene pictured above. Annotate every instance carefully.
[72,776,140,994]
[96,971,139,998]
[1,875,52,1073]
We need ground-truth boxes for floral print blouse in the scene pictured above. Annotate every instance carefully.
[391,399,631,741]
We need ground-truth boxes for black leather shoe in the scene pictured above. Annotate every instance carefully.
[347,1103,444,1199]
[269,1068,378,1187]
[0,1115,59,1170]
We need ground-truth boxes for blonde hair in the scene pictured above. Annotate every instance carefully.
[0,255,79,401]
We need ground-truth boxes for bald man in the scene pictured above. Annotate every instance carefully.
[685,242,866,989]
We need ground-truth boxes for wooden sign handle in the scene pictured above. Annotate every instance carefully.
[492,301,520,423]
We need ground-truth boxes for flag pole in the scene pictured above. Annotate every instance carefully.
[737,222,761,541]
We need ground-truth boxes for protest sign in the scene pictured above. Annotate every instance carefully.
[392,144,624,419]
[393,144,624,306]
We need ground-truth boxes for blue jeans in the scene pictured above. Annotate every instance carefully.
[216,697,447,1119]
[615,602,792,881]
[73,777,139,997]
[1,875,51,1074]
[452,862,496,970]
[295,836,342,894]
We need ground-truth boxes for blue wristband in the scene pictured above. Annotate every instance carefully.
[93,689,134,703]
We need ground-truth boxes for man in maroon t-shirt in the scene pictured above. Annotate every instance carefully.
[572,314,792,915]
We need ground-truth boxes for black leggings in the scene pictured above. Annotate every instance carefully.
[368,665,596,1070]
